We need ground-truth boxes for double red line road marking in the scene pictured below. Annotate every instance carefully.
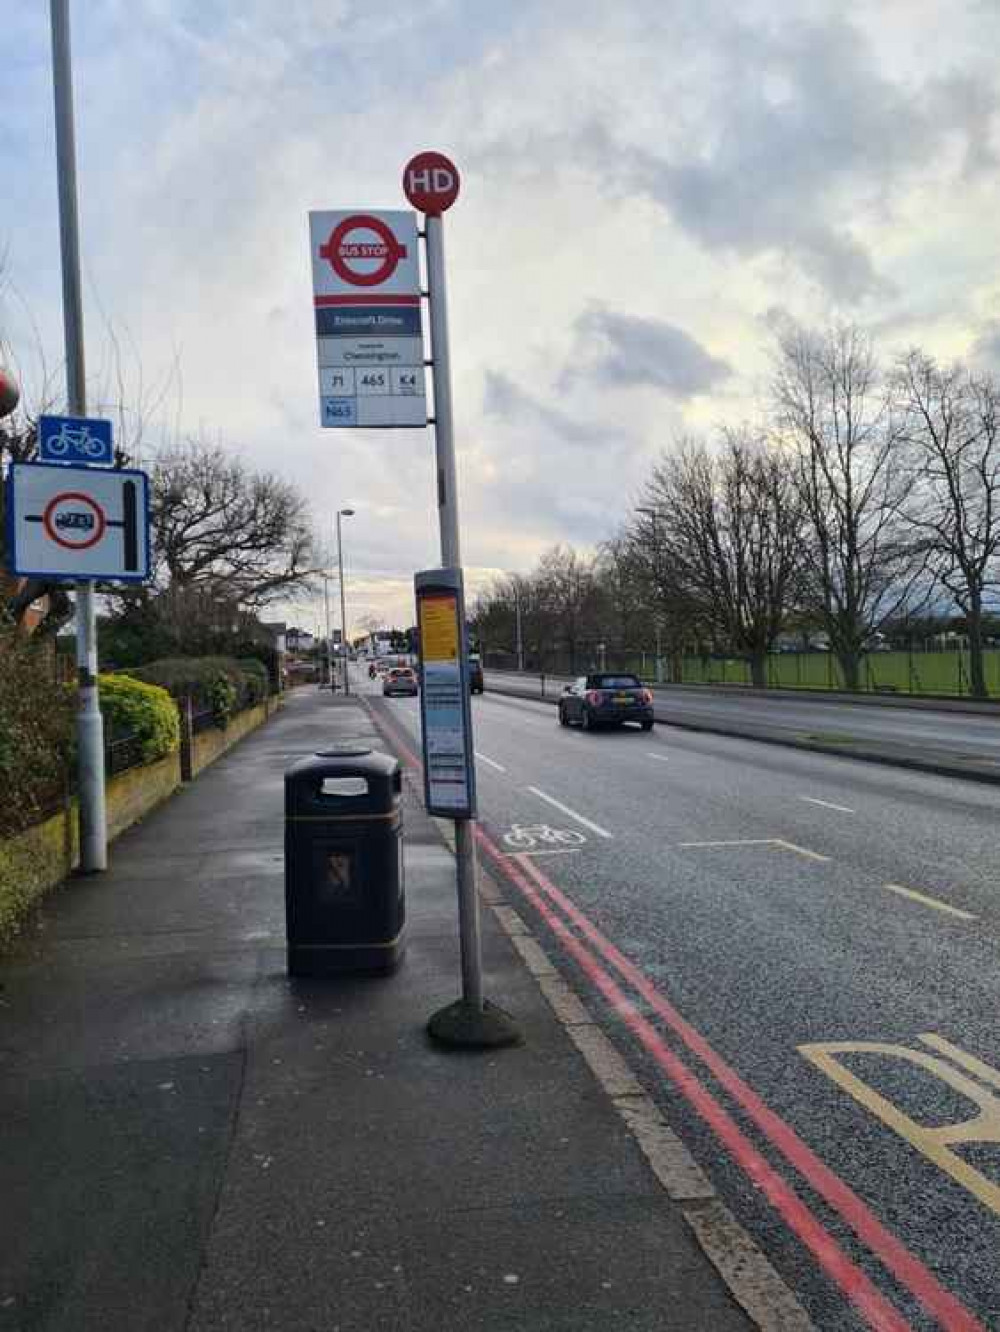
[363,699,984,1332]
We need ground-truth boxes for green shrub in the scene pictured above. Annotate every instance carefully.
[122,655,267,728]
[99,673,179,762]
[0,630,73,838]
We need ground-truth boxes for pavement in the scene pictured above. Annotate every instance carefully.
[0,685,760,1332]
[484,670,1000,785]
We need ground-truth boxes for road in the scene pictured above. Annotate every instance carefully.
[362,669,1000,1332]
[484,669,1000,769]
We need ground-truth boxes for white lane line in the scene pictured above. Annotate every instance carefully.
[799,796,855,814]
[678,839,777,848]
[647,753,670,764]
[884,882,977,920]
[526,786,613,840]
[500,848,581,857]
[475,752,507,773]
[773,839,831,863]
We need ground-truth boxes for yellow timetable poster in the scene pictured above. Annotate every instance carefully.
[420,594,459,663]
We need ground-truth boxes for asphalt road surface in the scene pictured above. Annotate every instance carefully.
[485,670,1000,767]
[362,668,1000,1332]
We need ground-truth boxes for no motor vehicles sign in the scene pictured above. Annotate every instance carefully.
[7,462,151,582]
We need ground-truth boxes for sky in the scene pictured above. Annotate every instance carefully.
[3,0,1000,634]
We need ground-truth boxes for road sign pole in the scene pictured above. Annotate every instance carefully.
[422,207,519,1049]
[51,0,107,873]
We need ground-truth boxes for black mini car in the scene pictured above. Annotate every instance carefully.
[558,673,654,731]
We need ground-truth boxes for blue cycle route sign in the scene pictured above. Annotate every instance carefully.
[38,414,114,467]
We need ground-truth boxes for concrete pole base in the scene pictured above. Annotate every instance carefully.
[427,998,522,1050]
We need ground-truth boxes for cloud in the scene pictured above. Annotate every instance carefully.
[483,369,635,450]
[970,321,1000,373]
[563,306,731,398]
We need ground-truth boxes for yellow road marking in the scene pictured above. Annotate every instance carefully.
[773,839,831,863]
[884,882,976,920]
[800,1036,1000,1217]
[677,837,829,862]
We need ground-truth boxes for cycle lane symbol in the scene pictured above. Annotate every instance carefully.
[502,823,586,854]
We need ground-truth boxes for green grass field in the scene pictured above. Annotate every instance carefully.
[657,649,1000,697]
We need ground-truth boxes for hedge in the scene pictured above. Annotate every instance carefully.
[122,655,266,725]
[99,673,179,762]
[0,630,73,839]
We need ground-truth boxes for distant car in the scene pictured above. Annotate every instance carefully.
[558,673,654,731]
[468,654,484,694]
[383,666,418,697]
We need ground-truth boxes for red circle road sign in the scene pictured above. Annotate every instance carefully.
[403,151,460,215]
[42,491,107,550]
[319,214,408,287]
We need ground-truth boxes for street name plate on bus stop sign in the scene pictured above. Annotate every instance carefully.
[308,209,427,428]
[415,567,476,818]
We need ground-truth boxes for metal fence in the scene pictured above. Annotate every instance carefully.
[482,645,1000,697]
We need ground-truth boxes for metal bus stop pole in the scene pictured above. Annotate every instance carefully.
[51,0,107,872]
[423,209,519,1049]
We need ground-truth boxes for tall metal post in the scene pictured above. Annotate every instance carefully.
[336,508,352,695]
[322,574,333,685]
[425,214,485,1013]
[51,0,106,872]
[514,579,524,673]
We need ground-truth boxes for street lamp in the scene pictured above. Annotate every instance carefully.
[636,506,664,684]
[336,507,355,695]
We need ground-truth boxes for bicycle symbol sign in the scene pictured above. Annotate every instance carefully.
[38,414,113,467]
[503,823,586,852]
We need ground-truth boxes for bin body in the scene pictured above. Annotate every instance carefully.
[285,746,405,976]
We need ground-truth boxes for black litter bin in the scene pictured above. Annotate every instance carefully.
[285,745,405,977]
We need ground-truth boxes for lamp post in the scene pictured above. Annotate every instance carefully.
[322,573,333,686]
[636,506,664,684]
[513,578,524,673]
[336,508,354,695]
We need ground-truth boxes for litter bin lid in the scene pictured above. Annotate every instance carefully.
[316,744,371,758]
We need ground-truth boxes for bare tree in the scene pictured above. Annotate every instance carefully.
[772,323,922,690]
[895,351,1000,698]
[107,440,314,647]
[637,429,804,687]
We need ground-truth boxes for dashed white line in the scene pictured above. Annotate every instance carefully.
[647,753,670,764]
[799,796,855,814]
[678,839,777,849]
[526,786,613,839]
[475,752,507,773]
[884,883,976,920]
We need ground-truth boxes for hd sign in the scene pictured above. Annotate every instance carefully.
[308,209,427,429]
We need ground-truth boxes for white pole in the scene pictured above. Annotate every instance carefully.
[50,0,106,872]
[336,510,351,696]
[514,580,524,673]
[425,213,484,1012]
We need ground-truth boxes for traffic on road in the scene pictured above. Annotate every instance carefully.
[363,664,1000,1332]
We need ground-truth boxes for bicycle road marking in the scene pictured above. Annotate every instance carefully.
[475,751,507,772]
[502,822,587,853]
[883,882,976,920]
[800,796,855,814]
[526,786,614,839]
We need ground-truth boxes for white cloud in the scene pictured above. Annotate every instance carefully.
[3,0,999,629]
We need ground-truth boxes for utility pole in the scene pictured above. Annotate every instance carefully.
[637,506,664,684]
[336,508,354,695]
[514,578,524,672]
[51,0,106,872]
[322,574,333,686]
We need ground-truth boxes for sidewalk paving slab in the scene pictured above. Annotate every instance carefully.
[1,688,756,1332]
